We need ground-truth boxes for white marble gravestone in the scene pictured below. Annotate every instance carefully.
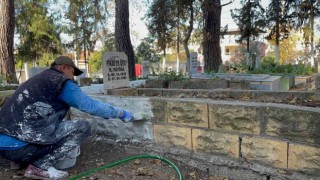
[102,52,129,89]
[190,52,198,74]
[142,61,150,77]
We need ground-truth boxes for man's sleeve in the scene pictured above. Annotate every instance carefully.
[58,81,122,119]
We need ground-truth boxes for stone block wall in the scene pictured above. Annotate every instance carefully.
[2,87,319,179]
[135,88,315,103]
[149,98,320,178]
[70,95,320,179]
[146,79,248,90]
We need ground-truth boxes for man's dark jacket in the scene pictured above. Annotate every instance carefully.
[0,69,70,145]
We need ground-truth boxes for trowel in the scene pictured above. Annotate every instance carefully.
[132,112,150,122]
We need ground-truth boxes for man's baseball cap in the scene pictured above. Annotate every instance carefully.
[52,56,83,76]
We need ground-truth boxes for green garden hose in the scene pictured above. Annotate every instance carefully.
[69,154,183,180]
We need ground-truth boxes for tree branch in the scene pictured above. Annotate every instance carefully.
[221,0,233,7]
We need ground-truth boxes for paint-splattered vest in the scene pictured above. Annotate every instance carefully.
[0,68,70,144]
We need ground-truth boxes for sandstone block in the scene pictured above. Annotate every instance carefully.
[242,136,287,169]
[162,89,210,98]
[167,101,208,127]
[228,80,250,90]
[150,98,167,123]
[137,89,162,97]
[205,79,228,89]
[209,104,260,134]
[153,124,192,149]
[265,106,320,145]
[162,89,189,98]
[251,91,292,103]
[192,129,239,158]
[288,143,320,172]
[145,79,166,88]
[106,88,138,96]
[168,81,188,89]
[186,79,207,89]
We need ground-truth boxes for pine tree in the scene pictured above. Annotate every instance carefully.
[15,0,63,66]
[0,0,17,83]
[231,0,266,69]
[115,0,136,79]
[65,0,108,74]
[201,0,232,72]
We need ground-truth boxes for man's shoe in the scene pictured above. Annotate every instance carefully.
[24,164,69,180]
[10,161,22,170]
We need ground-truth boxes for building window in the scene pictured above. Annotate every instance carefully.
[225,48,230,55]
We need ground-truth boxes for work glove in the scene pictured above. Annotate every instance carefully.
[120,110,134,123]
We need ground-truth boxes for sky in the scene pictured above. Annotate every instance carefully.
[221,1,242,30]
[48,0,315,49]
[132,0,271,45]
[221,0,270,29]
[50,0,149,49]
[50,0,244,47]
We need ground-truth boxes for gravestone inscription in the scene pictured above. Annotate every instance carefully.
[103,52,129,89]
[190,52,198,75]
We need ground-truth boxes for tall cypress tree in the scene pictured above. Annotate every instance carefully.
[145,0,175,58]
[65,0,108,74]
[231,0,266,52]
[231,0,266,69]
[15,0,63,66]
[265,0,295,64]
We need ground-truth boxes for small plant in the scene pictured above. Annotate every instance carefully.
[250,64,315,75]
[248,56,315,76]
[204,69,216,75]
[158,68,189,82]
[0,75,8,84]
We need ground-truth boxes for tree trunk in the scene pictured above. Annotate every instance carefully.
[202,0,222,73]
[275,0,280,64]
[310,1,317,72]
[115,0,135,79]
[0,0,17,83]
[183,0,194,72]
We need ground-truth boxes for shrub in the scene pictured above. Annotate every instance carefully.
[249,63,315,76]
[159,69,189,82]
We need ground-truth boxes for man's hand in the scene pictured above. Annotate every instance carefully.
[120,110,134,123]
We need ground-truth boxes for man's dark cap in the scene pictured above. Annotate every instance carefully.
[52,56,83,76]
